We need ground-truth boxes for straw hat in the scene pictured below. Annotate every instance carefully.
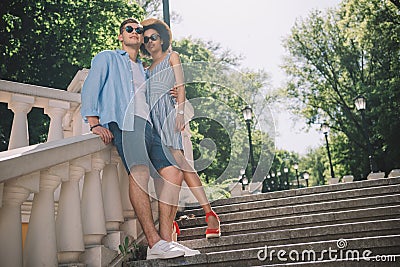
[141,18,172,46]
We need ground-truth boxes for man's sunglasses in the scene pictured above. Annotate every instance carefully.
[144,34,160,44]
[125,26,144,34]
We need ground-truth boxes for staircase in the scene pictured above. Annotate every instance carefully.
[127,177,400,266]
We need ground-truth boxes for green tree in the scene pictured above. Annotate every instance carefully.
[0,0,145,150]
[171,38,275,183]
[282,0,400,179]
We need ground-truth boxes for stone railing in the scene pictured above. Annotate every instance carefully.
[0,77,153,266]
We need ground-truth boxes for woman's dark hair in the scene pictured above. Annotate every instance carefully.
[140,23,170,56]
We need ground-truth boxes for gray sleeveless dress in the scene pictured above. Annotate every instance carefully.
[147,53,183,150]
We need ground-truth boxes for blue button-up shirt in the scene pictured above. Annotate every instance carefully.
[81,49,146,131]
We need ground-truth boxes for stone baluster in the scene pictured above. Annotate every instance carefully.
[44,99,70,142]
[8,94,34,149]
[72,109,84,136]
[81,151,109,247]
[118,161,133,217]
[102,148,124,232]
[23,164,65,267]
[56,156,90,264]
[0,176,35,267]
[118,160,142,239]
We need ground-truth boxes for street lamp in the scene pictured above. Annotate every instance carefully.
[303,171,310,187]
[283,167,289,190]
[242,106,256,177]
[293,163,300,188]
[277,171,282,190]
[162,0,170,27]
[354,95,377,173]
[239,168,248,190]
[321,123,335,179]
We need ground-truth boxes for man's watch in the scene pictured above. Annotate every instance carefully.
[177,110,184,115]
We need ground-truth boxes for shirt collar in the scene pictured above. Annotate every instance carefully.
[116,49,142,63]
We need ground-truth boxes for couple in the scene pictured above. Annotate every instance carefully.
[81,17,220,260]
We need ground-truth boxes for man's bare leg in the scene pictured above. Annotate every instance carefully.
[156,166,183,242]
[129,165,160,248]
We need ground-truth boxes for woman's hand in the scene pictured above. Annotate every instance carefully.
[169,85,178,99]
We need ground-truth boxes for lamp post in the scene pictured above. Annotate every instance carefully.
[239,168,248,190]
[354,95,377,173]
[283,167,289,190]
[271,171,276,191]
[294,163,300,188]
[321,123,335,179]
[242,106,256,177]
[303,171,310,187]
[277,171,282,190]
[162,0,170,27]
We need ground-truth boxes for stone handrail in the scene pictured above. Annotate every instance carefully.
[0,77,148,266]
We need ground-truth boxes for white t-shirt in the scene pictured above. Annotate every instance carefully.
[131,60,150,121]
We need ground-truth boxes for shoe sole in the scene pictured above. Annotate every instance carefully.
[206,233,221,238]
[147,252,185,260]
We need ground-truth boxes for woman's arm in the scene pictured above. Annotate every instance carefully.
[170,51,186,131]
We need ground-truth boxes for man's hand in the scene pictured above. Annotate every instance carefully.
[175,114,185,132]
[92,125,114,144]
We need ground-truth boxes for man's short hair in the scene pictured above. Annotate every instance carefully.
[120,18,141,34]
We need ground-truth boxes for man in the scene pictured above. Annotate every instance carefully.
[81,18,191,259]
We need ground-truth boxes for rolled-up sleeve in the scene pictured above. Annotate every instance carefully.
[81,52,109,122]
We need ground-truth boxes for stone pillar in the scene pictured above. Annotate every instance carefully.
[56,156,90,264]
[44,100,70,142]
[72,109,84,136]
[118,161,133,217]
[118,160,142,239]
[23,167,62,267]
[8,94,34,149]
[102,148,124,232]
[0,180,31,267]
[81,151,108,247]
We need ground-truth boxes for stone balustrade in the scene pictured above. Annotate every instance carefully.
[0,78,149,266]
[0,72,268,266]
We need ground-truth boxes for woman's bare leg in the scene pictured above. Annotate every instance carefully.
[170,149,220,230]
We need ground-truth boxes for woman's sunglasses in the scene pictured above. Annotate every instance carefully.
[125,26,144,34]
[144,34,160,44]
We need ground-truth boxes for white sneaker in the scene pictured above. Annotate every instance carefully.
[146,240,185,260]
[172,241,201,256]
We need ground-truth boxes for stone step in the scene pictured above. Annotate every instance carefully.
[180,218,400,253]
[179,183,400,219]
[178,194,400,229]
[183,177,400,212]
[178,205,400,240]
[126,234,400,266]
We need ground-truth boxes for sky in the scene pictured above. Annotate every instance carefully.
[168,0,342,154]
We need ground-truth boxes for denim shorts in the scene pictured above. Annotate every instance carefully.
[108,117,176,175]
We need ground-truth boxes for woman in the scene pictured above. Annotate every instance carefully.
[140,18,221,239]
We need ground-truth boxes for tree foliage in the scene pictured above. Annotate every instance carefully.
[0,0,145,150]
[0,1,274,185]
[282,0,400,179]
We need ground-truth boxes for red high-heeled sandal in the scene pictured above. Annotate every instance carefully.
[172,220,181,235]
[205,210,221,239]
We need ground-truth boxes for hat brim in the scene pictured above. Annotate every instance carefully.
[141,18,172,45]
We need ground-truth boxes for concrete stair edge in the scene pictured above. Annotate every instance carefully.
[178,204,400,239]
[191,177,400,209]
[178,194,400,228]
[180,218,400,251]
[125,234,400,267]
[180,182,400,217]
